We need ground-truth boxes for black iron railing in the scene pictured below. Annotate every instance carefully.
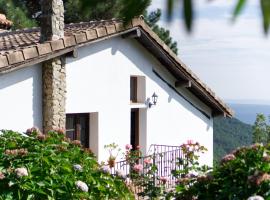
[110,145,184,189]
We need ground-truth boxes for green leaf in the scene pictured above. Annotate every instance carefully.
[6,141,17,149]
[167,0,174,21]
[232,0,247,21]
[183,0,193,32]
[260,0,270,34]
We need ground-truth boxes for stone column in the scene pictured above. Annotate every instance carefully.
[40,0,66,133]
[42,57,66,133]
[40,0,64,42]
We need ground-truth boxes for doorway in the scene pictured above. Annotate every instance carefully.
[131,109,139,149]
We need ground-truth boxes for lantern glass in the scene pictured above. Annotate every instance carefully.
[152,92,158,105]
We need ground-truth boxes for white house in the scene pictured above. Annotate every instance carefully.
[0,17,233,166]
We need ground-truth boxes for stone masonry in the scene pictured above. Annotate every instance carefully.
[42,57,66,133]
[40,0,64,42]
[40,0,66,133]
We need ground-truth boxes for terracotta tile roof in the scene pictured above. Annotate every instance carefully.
[0,17,233,117]
[0,14,12,28]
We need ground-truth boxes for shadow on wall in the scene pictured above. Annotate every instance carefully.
[66,36,212,129]
[0,65,42,130]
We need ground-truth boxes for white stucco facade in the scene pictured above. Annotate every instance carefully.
[65,37,213,166]
[0,64,42,132]
[0,36,213,166]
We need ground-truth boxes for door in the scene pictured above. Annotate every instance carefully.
[131,109,139,149]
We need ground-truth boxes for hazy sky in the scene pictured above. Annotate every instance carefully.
[148,0,270,105]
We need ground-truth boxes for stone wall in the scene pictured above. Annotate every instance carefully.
[42,57,66,133]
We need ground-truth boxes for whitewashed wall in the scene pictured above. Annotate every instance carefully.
[0,64,42,132]
[66,37,214,166]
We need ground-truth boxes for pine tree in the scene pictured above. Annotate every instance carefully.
[144,9,178,55]
[252,113,269,144]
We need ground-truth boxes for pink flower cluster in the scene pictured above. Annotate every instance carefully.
[248,171,270,186]
[5,148,28,156]
[144,158,152,165]
[26,127,41,135]
[125,144,132,150]
[0,172,5,180]
[54,128,65,135]
[15,167,28,178]
[133,164,143,172]
[159,176,169,184]
[221,154,236,163]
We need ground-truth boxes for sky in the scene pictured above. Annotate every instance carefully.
[148,0,270,105]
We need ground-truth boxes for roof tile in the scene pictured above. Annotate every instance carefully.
[0,55,8,68]
[85,29,97,40]
[23,46,38,60]
[95,27,107,37]
[115,22,124,32]
[37,43,52,55]
[74,33,87,44]
[50,39,64,51]
[7,51,24,64]
[105,25,116,35]
[63,36,76,47]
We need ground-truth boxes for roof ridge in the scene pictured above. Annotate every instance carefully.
[0,19,123,37]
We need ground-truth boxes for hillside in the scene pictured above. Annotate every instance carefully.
[213,117,252,161]
[228,103,270,124]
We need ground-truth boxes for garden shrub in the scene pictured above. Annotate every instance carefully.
[172,143,270,200]
[0,129,134,200]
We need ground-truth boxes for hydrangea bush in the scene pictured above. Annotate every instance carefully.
[0,129,134,200]
[171,143,270,200]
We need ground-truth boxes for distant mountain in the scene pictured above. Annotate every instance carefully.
[228,103,270,125]
[213,117,252,162]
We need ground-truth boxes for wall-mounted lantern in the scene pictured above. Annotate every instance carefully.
[146,92,158,108]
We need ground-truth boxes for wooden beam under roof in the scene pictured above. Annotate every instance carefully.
[175,79,192,88]
[122,29,141,38]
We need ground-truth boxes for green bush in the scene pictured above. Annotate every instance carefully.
[0,129,134,200]
[173,143,270,200]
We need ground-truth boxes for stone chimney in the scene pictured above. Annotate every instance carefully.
[40,0,66,133]
[0,14,12,33]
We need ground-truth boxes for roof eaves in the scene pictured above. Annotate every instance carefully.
[131,17,233,117]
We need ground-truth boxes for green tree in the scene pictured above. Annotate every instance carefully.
[0,0,37,29]
[252,113,270,144]
[64,0,121,23]
[144,9,178,55]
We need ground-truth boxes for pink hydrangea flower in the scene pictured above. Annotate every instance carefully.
[160,176,169,184]
[75,180,88,192]
[0,172,5,180]
[125,144,132,150]
[187,140,194,145]
[15,167,28,178]
[144,158,152,165]
[221,154,236,163]
[133,164,143,172]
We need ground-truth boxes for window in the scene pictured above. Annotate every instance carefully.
[130,76,146,104]
[130,76,137,103]
[66,113,89,147]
